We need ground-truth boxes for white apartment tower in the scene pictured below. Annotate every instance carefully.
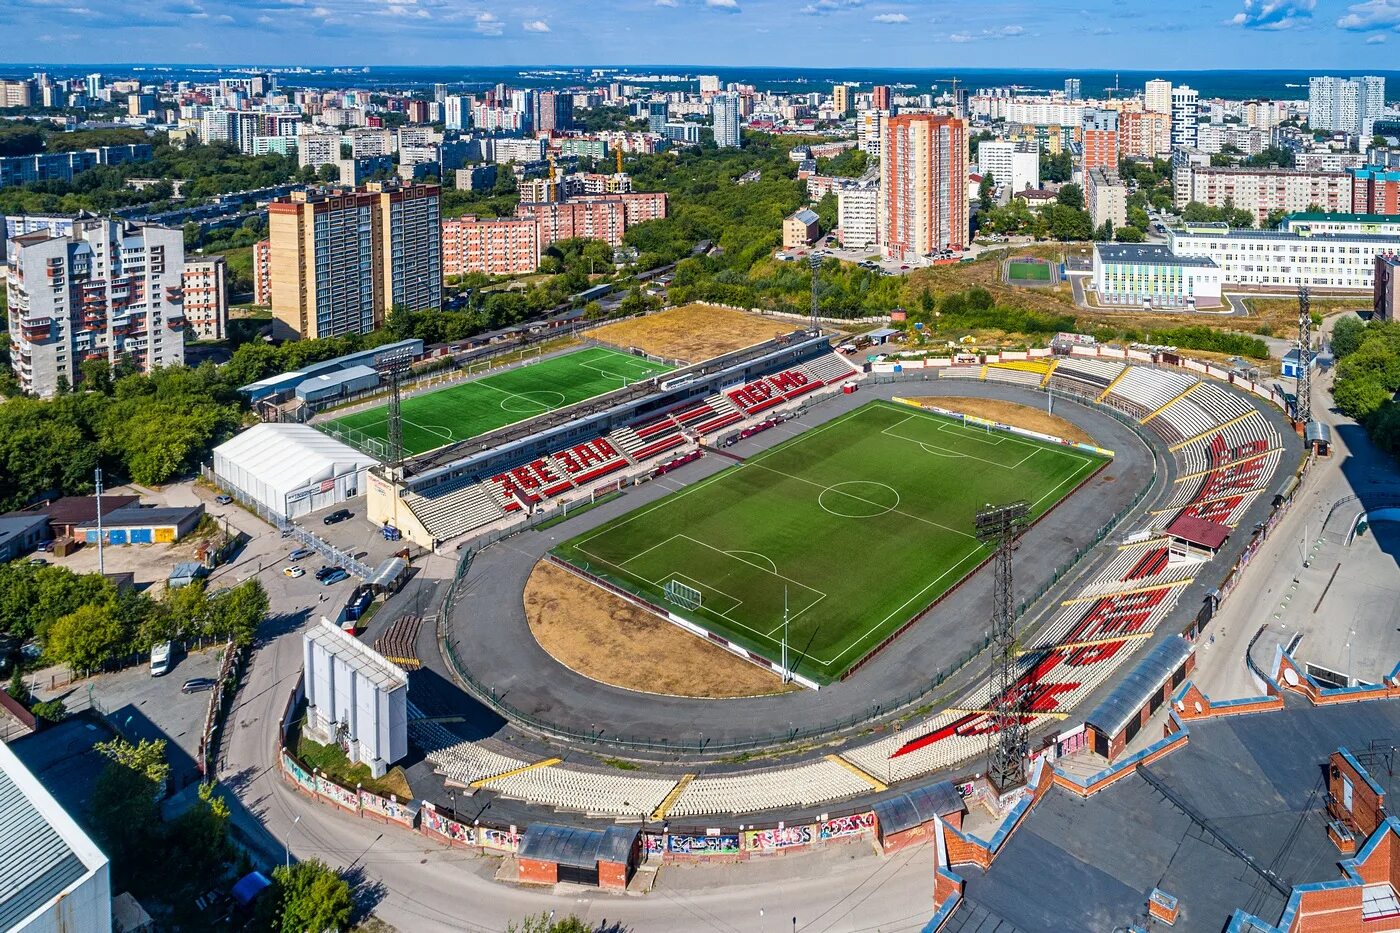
[1171,86,1199,150]
[1309,76,1386,137]
[712,93,742,149]
[6,218,187,397]
[1144,79,1172,116]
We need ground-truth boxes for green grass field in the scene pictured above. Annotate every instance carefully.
[1008,260,1053,282]
[321,347,672,457]
[554,400,1108,683]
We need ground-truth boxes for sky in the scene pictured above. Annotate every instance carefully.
[2,0,1400,68]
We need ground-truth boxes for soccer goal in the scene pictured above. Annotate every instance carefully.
[664,578,703,610]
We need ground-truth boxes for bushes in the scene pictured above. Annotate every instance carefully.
[1330,318,1400,459]
[1143,326,1269,360]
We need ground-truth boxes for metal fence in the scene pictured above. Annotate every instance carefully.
[433,386,1167,755]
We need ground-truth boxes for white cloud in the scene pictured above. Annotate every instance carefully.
[1228,0,1315,29]
[522,18,549,31]
[1000,23,1023,34]
[946,24,1024,40]
[1367,31,1389,39]
[872,12,908,22]
[801,0,862,12]
[654,0,678,6]
[706,0,740,11]
[473,10,503,33]
[1337,0,1400,30]
[948,31,973,41]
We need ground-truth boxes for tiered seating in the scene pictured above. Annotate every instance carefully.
[627,412,687,461]
[373,614,422,666]
[1049,356,1126,395]
[693,394,744,435]
[482,764,678,816]
[804,353,857,384]
[1107,367,1196,419]
[938,364,982,379]
[403,478,507,541]
[1154,394,1217,444]
[551,436,630,486]
[984,364,1045,388]
[608,426,644,458]
[1191,381,1254,423]
[668,760,871,817]
[423,738,529,786]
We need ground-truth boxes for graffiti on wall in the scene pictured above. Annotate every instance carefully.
[315,775,360,811]
[360,789,414,826]
[744,825,814,852]
[818,812,875,840]
[282,751,317,794]
[667,834,740,855]
[643,833,666,856]
[422,806,476,845]
[480,827,520,853]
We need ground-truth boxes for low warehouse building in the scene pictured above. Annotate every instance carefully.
[870,780,966,854]
[516,823,639,889]
[74,504,204,546]
[1085,635,1194,761]
[212,424,378,522]
[0,514,50,563]
[295,365,380,406]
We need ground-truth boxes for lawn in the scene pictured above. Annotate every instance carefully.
[554,400,1108,683]
[320,347,672,457]
[1008,260,1053,282]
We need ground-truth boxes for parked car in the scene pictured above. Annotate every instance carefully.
[26,557,45,566]
[323,509,352,526]
[289,546,315,561]
[314,565,338,581]
[283,565,305,578]
[181,678,216,694]
[320,569,350,586]
[150,642,172,677]
[214,494,233,505]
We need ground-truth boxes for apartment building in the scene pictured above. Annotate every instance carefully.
[297,132,342,170]
[1081,109,1120,174]
[858,109,889,158]
[515,192,667,247]
[1181,166,1351,224]
[977,141,1040,198]
[712,93,742,149]
[837,183,880,248]
[181,256,227,341]
[493,137,547,165]
[880,113,968,261]
[267,182,441,340]
[5,218,186,396]
[253,238,272,305]
[1120,110,1171,159]
[0,79,34,108]
[1309,76,1386,137]
[442,216,540,276]
[1086,167,1128,231]
[1171,86,1199,149]
[1351,165,1400,215]
[1168,225,1400,291]
[0,145,153,189]
[1144,79,1172,116]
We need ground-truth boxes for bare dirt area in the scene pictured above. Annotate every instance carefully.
[589,303,798,363]
[523,560,797,698]
[903,396,1098,446]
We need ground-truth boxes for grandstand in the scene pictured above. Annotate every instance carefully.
[400,356,1290,821]
[368,331,858,548]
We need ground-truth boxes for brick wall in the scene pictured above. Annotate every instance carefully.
[517,858,558,886]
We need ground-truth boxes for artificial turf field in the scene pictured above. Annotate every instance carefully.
[321,347,672,457]
[1007,260,1053,281]
[554,400,1109,683]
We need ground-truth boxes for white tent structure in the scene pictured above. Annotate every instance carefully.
[212,424,377,522]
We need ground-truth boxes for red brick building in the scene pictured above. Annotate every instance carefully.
[515,822,639,890]
[516,192,667,248]
[441,216,540,277]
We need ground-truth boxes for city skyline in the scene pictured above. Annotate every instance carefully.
[3,0,1400,69]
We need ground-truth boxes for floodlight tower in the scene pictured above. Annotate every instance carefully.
[975,500,1031,793]
[1296,286,1312,426]
[808,252,822,334]
[375,348,415,474]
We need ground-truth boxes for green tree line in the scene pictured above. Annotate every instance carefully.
[1331,316,1400,458]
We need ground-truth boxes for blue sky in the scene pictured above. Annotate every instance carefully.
[1,0,1399,67]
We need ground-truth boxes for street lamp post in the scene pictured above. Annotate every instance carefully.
[286,815,300,868]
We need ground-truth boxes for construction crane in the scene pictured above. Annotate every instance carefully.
[546,153,558,202]
[614,146,624,176]
[934,77,964,117]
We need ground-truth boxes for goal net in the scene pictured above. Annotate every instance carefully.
[664,578,703,610]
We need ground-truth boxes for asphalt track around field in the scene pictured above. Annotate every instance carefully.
[442,380,1162,750]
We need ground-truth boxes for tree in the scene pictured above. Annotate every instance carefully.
[814,191,837,231]
[211,578,269,646]
[90,738,164,883]
[1114,226,1146,243]
[1095,220,1114,242]
[316,163,340,183]
[96,736,171,788]
[1331,316,1367,359]
[45,602,127,672]
[508,914,592,933]
[257,860,354,933]
[978,173,996,212]
[1056,183,1084,211]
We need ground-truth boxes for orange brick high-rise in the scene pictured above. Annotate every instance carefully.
[880,113,967,262]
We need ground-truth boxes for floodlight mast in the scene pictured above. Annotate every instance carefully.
[975,500,1031,793]
[1296,286,1311,426]
[376,348,414,476]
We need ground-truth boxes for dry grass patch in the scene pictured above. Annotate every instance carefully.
[524,561,797,698]
[904,396,1098,446]
[590,303,797,363]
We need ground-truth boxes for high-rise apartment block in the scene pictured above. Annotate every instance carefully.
[1144,79,1172,115]
[712,93,742,148]
[871,85,891,111]
[535,91,573,133]
[442,216,540,277]
[1351,165,1400,215]
[858,110,889,158]
[5,218,186,396]
[833,84,851,116]
[880,113,968,261]
[1065,78,1082,101]
[1081,109,1120,174]
[181,256,227,341]
[1180,166,1351,224]
[515,193,667,247]
[267,182,441,340]
[978,141,1040,197]
[647,100,669,135]
[1309,76,1386,137]
[1120,110,1172,158]
[1086,167,1128,232]
[253,238,272,305]
[837,182,880,248]
[1171,86,1199,150]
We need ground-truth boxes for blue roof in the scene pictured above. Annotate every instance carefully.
[231,871,272,906]
[1085,635,1194,738]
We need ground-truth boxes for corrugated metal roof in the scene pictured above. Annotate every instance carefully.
[870,780,965,836]
[518,822,638,869]
[0,768,85,931]
[305,618,407,692]
[367,557,408,589]
[92,504,203,528]
[1085,635,1194,738]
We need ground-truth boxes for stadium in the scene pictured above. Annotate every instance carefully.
[228,303,1307,875]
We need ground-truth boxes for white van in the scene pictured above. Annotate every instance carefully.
[150,642,172,677]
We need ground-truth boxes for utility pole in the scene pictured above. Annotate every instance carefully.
[808,252,821,335]
[781,586,791,684]
[95,466,105,575]
[976,500,1031,793]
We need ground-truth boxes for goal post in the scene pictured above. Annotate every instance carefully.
[664,578,703,610]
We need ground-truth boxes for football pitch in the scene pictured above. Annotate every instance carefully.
[320,347,672,458]
[1007,260,1052,282]
[554,400,1109,683]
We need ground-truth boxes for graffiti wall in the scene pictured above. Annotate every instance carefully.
[421,805,476,845]
[744,825,814,852]
[315,774,361,812]
[360,789,417,829]
[666,834,741,856]
[818,812,876,840]
[282,751,317,795]
[480,827,521,853]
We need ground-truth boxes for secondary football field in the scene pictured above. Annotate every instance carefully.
[554,400,1110,683]
[320,347,672,458]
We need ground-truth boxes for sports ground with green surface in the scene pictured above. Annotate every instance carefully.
[554,400,1110,683]
[320,347,672,458]
[1007,260,1053,282]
